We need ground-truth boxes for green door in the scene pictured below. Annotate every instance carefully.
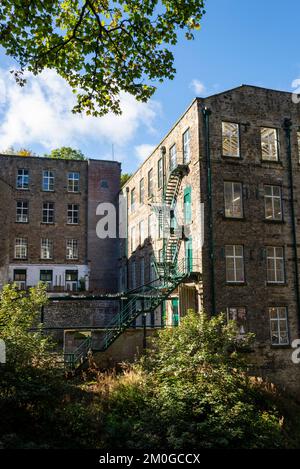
[185,239,193,272]
[172,298,179,326]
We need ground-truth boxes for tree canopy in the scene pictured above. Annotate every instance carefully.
[45,146,86,160]
[0,1,206,116]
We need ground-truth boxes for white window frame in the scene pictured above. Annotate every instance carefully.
[43,170,54,191]
[130,226,136,253]
[222,122,240,158]
[139,178,144,204]
[261,127,279,161]
[131,188,136,212]
[266,246,285,284]
[297,131,300,163]
[264,185,282,221]
[42,202,54,224]
[224,181,243,218]
[67,204,79,224]
[15,238,27,259]
[148,168,153,198]
[225,245,245,283]
[41,238,53,260]
[16,169,29,189]
[67,172,80,192]
[16,201,28,223]
[158,158,163,188]
[169,144,177,171]
[183,128,191,163]
[269,306,289,346]
[66,239,79,260]
[139,219,145,246]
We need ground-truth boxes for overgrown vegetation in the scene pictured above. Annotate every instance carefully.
[0,285,300,449]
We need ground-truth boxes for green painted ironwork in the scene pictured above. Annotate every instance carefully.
[64,336,92,371]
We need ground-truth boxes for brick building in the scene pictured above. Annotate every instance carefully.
[120,85,300,392]
[0,155,120,294]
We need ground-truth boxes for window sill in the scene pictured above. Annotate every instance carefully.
[13,258,28,261]
[225,282,247,286]
[15,221,29,224]
[66,223,80,226]
[261,159,282,165]
[221,154,241,161]
[270,344,291,349]
[222,216,245,221]
[263,219,285,224]
[41,222,55,226]
[16,188,29,191]
[266,282,287,287]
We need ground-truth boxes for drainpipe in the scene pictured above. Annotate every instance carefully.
[126,186,130,290]
[284,118,300,335]
[202,107,216,316]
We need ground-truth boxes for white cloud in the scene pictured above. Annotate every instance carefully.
[135,143,156,162]
[0,68,160,153]
[190,79,206,95]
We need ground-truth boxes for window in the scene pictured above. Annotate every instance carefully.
[227,307,247,336]
[65,270,78,282]
[225,245,244,283]
[131,188,136,212]
[43,170,54,191]
[158,158,163,188]
[224,182,243,218]
[139,220,145,246]
[222,122,240,157]
[16,169,29,189]
[65,270,78,291]
[148,213,156,240]
[158,211,163,239]
[184,187,192,224]
[130,226,136,253]
[16,201,28,223]
[100,179,109,188]
[66,239,78,259]
[42,202,54,223]
[139,178,144,204]
[264,185,282,221]
[131,261,136,289]
[269,307,289,345]
[148,168,153,198]
[183,128,191,163]
[67,204,79,224]
[40,270,53,288]
[67,172,80,192]
[13,269,27,289]
[15,238,27,259]
[140,257,145,286]
[297,131,300,163]
[266,246,285,283]
[261,127,279,161]
[169,144,177,171]
[41,239,53,259]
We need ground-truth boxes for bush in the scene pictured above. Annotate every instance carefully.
[102,312,284,449]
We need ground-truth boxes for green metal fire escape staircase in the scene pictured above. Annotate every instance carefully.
[64,163,192,371]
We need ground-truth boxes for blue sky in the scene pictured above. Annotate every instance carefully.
[1,0,300,173]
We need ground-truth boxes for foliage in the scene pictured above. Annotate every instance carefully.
[101,313,284,449]
[0,283,54,369]
[0,303,297,449]
[0,0,206,116]
[44,146,86,160]
[121,172,132,187]
[1,147,35,156]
